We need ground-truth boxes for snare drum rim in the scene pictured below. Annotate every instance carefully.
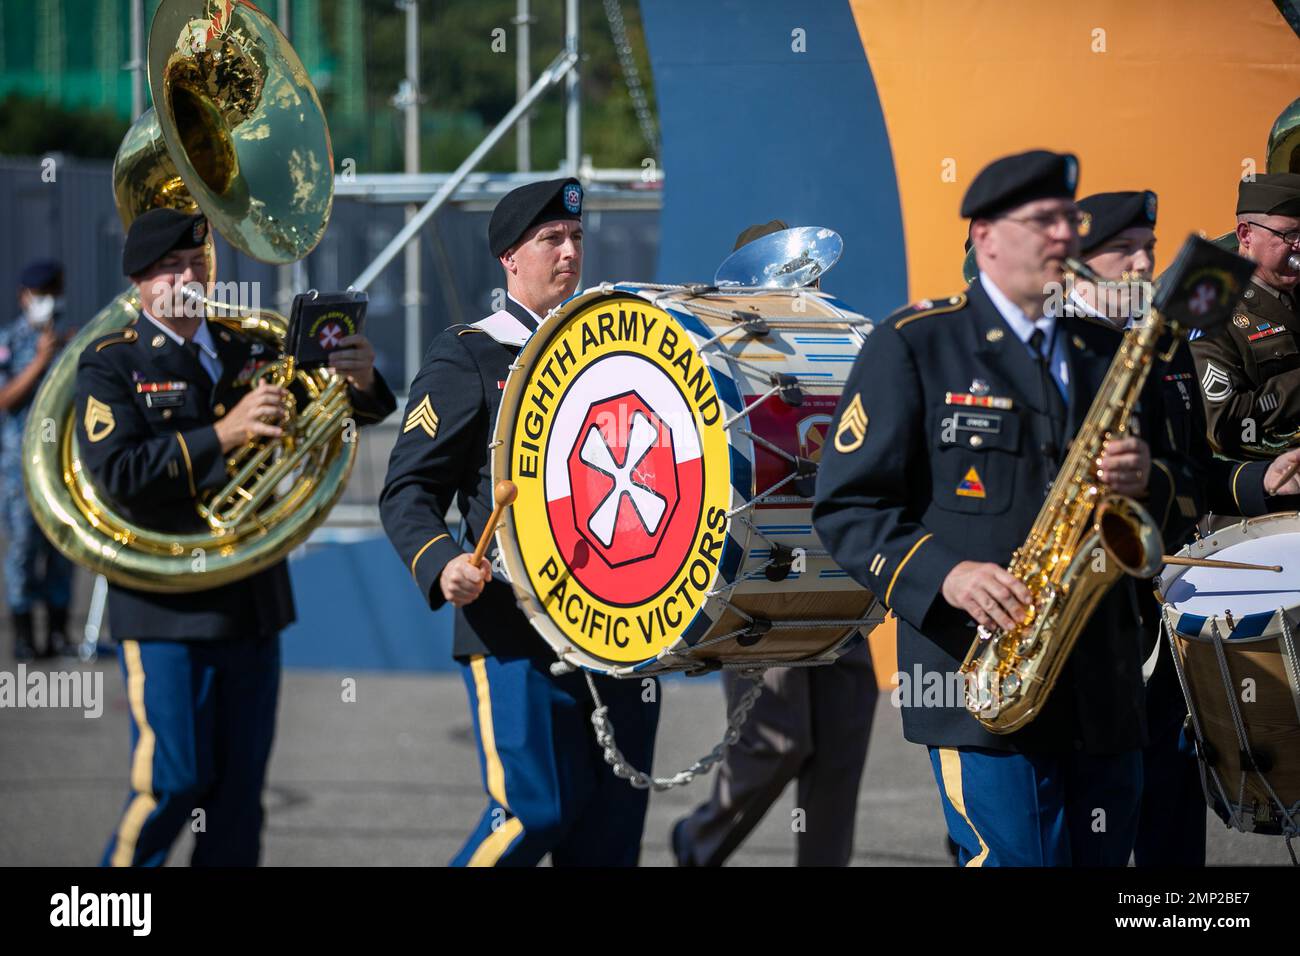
[1159,511,1300,645]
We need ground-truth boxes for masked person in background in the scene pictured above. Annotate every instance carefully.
[0,259,77,660]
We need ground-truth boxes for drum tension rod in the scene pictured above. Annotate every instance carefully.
[731,311,770,337]
[765,544,795,582]
[684,283,716,296]
[770,372,803,406]
[736,617,773,647]
[793,456,819,498]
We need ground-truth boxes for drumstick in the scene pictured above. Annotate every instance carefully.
[1267,458,1300,496]
[471,480,517,567]
[1161,556,1283,572]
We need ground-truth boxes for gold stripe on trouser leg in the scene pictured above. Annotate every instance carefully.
[469,655,510,809]
[938,747,990,867]
[110,640,158,867]
[467,816,525,867]
[466,654,522,865]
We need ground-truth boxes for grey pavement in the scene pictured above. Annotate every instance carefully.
[1,427,1291,866]
[0,659,1292,866]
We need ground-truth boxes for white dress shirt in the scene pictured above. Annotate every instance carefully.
[979,272,1069,396]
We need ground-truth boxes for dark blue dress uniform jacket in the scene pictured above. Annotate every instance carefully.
[380,299,541,660]
[813,279,1206,754]
[74,315,395,639]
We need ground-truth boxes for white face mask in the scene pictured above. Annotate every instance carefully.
[25,294,55,327]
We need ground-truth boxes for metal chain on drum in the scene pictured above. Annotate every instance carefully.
[584,669,765,791]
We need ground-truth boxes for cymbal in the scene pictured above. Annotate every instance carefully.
[714,226,843,289]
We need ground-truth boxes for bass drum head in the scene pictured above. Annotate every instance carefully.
[492,288,744,674]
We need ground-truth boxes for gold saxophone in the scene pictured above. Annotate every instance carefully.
[959,259,1170,733]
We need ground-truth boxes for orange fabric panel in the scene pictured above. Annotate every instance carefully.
[851,0,1300,301]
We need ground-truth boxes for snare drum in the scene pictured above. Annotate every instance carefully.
[1159,512,1300,836]
[491,283,884,676]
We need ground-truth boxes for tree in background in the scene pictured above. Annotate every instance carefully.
[0,0,660,173]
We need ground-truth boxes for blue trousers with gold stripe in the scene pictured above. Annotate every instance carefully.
[929,746,1143,866]
[453,654,659,867]
[101,636,281,867]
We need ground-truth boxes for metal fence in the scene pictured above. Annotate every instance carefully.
[0,156,662,393]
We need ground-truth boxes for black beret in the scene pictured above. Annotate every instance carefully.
[1237,172,1300,217]
[488,178,583,258]
[1077,190,1158,254]
[122,209,208,276]
[18,258,62,291]
[733,219,789,251]
[961,150,1079,219]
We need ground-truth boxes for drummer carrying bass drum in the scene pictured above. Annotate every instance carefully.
[380,179,661,867]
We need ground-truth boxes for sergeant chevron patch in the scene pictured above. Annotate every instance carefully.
[1200,363,1232,404]
[403,395,440,438]
[84,396,115,443]
[833,393,868,452]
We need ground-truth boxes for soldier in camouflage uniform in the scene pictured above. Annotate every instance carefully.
[1191,173,1300,459]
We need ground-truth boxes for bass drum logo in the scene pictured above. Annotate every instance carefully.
[505,295,733,664]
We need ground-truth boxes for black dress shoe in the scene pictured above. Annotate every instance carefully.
[46,606,80,659]
[11,611,37,661]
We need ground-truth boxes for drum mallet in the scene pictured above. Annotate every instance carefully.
[1161,555,1283,572]
[471,480,518,568]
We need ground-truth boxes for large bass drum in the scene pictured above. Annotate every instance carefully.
[1158,512,1300,843]
[491,282,883,676]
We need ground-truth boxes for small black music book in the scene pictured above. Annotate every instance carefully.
[286,291,368,368]
[1153,236,1256,331]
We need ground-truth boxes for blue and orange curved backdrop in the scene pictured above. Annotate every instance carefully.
[641,0,1298,686]
[643,0,1300,312]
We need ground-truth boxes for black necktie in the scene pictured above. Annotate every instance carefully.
[1029,328,1067,458]
[185,341,215,392]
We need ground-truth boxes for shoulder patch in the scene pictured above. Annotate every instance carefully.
[894,293,967,330]
[403,394,440,439]
[83,396,115,442]
[93,328,139,352]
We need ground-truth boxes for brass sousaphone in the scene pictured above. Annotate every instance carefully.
[23,0,350,592]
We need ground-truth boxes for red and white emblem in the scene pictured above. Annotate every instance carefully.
[1189,281,1218,315]
[568,393,678,566]
[318,322,344,348]
[544,355,703,604]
